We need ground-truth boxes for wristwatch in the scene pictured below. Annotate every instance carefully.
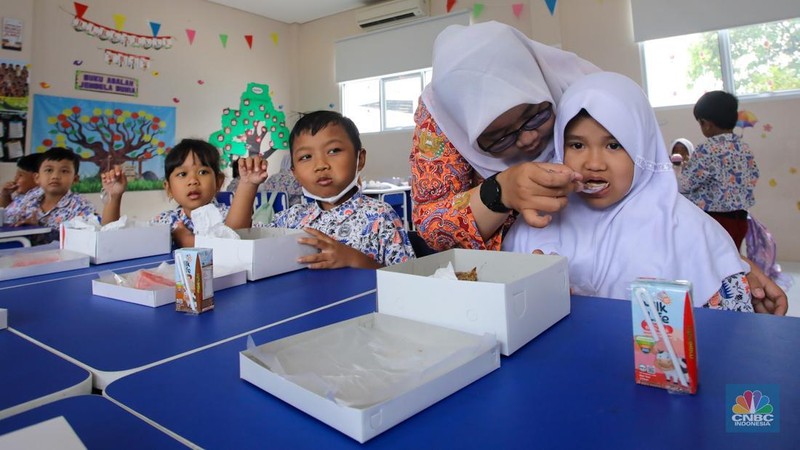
[480,174,510,213]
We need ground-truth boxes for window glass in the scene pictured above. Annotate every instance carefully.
[342,78,380,133]
[383,73,422,130]
[643,32,722,107]
[729,18,800,96]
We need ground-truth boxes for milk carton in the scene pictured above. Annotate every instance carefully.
[631,279,698,394]
[174,248,214,314]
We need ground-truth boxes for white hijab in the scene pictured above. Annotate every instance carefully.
[421,21,599,179]
[502,72,748,304]
[670,138,695,156]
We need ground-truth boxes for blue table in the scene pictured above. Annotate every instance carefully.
[0,330,91,420]
[1,266,376,388]
[0,395,187,449]
[0,225,51,248]
[106,295,799,449]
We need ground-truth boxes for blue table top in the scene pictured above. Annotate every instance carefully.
[105,294,800,449]
[0,225,51,236]
[0,395,186,449]
[0,330,91,419]
[0,266,376,374]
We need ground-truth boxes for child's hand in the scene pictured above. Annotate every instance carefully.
[238,155,268,187]
[172,222,195,248]
[1,181,16,203]
[101,165,128,198]
[14,212,41,227]
[297,227,380,269]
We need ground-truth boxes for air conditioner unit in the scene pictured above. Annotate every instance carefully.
[356,0,430,30]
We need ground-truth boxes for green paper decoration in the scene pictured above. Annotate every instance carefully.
[209,83,290,167]
[473,3,484,19]
[219,34,228,48]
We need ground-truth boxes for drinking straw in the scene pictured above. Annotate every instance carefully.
[633,287,689,387]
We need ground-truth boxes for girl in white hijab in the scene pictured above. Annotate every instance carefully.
[502,72,752,310]
[411,22,599,251]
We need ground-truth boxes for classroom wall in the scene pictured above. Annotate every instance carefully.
[0,0,294,221]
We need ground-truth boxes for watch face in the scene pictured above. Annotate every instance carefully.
[480,175,508,213]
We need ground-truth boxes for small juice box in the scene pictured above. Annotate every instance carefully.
[630,279,698,394]
[174,248,214,314]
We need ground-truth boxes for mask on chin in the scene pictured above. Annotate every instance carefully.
[302,154,361,205]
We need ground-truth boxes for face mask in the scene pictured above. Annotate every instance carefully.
[302,153,361,205]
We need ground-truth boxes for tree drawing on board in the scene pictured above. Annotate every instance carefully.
[36,105,170,192]
[209,82,289,167]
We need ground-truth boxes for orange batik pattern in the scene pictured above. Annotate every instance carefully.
[409,101,515,251]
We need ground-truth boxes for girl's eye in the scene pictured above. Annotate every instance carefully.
[608,142,622,150]
[175,171,186,178]
[198,168,210,175]
[566,142,584,150]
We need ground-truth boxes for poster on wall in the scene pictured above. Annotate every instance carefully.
[75,71,138,97]
[0,58,29,161]
[2,18,23,51]
[32,94,175,193]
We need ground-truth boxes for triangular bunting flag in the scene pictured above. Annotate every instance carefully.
[472,3,484,19]
[186,29,196,45]
[245,35,253,49]
[150,21,161,37]
[219,34,228,48]
[271,32,279,45]
[74,2,88,18]
[446,0,457,13]
[545,0,557,16]
[512,3,524,18]
[112,14,126,31]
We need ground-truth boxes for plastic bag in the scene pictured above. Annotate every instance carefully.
[253,192,278,226]
[745,215,794,291]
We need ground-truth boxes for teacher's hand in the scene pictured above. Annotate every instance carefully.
[497,162,581,228]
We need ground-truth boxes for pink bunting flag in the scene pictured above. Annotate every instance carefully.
[186,29,196,45]
[245,35,253,49]
[512,3,524,18]
[446,0,457,13]
[219,34,228,48]
[74,2,88,18]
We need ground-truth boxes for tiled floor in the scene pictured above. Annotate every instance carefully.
[778,260,800,318]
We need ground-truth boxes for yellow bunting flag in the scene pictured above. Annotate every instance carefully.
[113,14,126,31]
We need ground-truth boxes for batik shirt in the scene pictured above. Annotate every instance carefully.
[3,187,43,225]
[679,133,759,212]
[150,202,230,232]
[263,171,304,207]
[9,188,98,245]
[704,273,754,312]
[270,191,415,266]
[411,100,515,251]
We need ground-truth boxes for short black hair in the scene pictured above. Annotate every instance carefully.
[17,153,41,172]
[289,111,362,162]
[693,91,738,130]
[39,147,80,172]
[164,138,222,179]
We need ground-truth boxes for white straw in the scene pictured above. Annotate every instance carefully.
[634,287,689,388]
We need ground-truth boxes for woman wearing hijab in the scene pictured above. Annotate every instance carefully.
[502,72,752,310]
[410,21,599,251]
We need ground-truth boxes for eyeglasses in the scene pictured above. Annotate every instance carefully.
[478,106,553,154]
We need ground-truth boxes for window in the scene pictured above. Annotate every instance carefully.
[341,68,431,133]
[642,18,800,107]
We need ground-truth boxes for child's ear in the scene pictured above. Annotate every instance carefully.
[73,173,80,183]
[163,180,172,198]
[34,172,40,185]
[216,173,224,191]
[357,148,367,171]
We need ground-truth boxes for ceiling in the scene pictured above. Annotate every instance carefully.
[206,0,383,24]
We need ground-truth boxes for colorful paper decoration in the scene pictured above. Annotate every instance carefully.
[219,34,228,48]
[447,0,457,13]
[186,29,196,45]
[473,3,485,19]
[245,35,253,49]
[72,4,173,50]
[545,0,558,15]
[149,22,161,37]
[112,14,126,31]
[104,48,151,70]
[512,3,524,18]
[271,33,279,45]
[736,110,758,129]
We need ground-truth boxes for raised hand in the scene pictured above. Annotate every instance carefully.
[238,155,268,187]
